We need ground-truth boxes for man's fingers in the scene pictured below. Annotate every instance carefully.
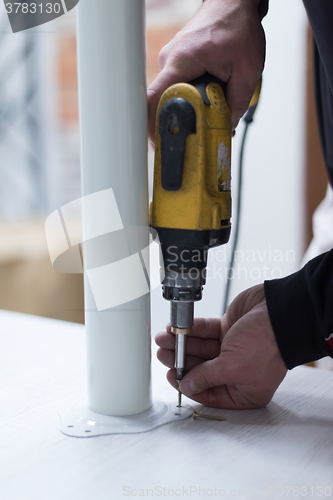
[186,385,239,409]
[156,332,220,363]
[220,314,231,341]
[166,370,245,409]
[226,74,255,128]
[178,356,257,409]
[147,88,160,144]
[147,68,189,142]
[190,318,223,339]
[157,348,210,372]
[180,354,234,398]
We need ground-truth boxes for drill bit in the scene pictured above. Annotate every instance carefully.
[177,380,182,407]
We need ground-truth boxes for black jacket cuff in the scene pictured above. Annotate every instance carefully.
[264,251,333,369]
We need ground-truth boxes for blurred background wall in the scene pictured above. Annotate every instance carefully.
[0,5,83,322]
[0,1,328,339]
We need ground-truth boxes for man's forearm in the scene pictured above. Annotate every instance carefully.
[203,0,269,18]
[147,0,267,138]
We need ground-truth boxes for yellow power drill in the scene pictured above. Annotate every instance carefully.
[150,73,232,405]
[151,73,260,406]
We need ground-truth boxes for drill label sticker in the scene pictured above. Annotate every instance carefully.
[45,188,164,310]
[4,0,79,33]
[217,140,231,191]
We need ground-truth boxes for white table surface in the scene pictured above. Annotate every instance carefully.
[1,310,333,500]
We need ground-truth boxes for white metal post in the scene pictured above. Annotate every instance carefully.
[77,0,151,416]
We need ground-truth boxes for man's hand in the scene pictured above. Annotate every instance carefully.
[148,0,266,142]
[155,284,287,409]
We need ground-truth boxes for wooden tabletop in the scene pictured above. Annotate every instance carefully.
[1,310,333,500]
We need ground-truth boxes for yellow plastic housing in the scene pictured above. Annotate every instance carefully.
[151,82,232,232]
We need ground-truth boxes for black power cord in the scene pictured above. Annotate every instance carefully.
[222,99,260,315]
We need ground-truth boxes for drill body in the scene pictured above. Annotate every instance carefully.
[151,74,232,392]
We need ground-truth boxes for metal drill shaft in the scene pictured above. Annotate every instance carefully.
[175,333,187,382]
[175,333,186,407]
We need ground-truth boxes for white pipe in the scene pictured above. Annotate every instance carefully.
[77,0,151,416]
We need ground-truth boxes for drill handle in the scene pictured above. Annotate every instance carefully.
[189,73,227,106]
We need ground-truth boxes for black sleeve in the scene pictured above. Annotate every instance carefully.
[258,0,269,20]
[264,1,333,369]
[264,250,333,369]
[303,0,333,185]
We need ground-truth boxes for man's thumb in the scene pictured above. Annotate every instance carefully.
[180,356,229,397]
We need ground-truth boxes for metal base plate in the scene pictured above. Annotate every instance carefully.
[59,400,193,437]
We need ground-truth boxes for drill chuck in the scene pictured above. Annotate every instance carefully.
[171,301,194,331]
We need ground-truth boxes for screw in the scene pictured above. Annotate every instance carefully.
[193,412,226,422]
